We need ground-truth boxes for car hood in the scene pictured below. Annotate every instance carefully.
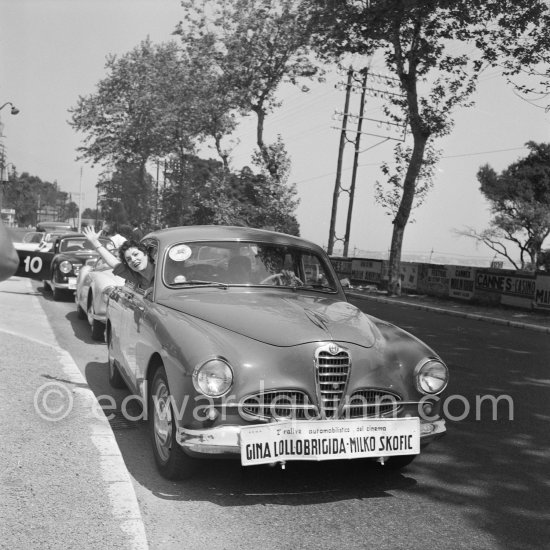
[157,290,378,347]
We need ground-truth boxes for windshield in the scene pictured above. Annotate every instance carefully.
[59,237,113,253]
[163,241,337,291]
[23,232,44,244]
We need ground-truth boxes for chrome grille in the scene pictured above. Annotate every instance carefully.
[315,346,351,418]
[344,389,402,418]
[240,391,317,420]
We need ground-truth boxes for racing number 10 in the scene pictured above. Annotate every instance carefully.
[23,255,43,274]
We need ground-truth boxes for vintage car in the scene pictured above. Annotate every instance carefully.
[36,221,74,233]
[43,234,114,301]
[38,231,68,252]
[75,255,125,340]
[15,230,68,252]
[106,226,449,480]
[15,231,48,251]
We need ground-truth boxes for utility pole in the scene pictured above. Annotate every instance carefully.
[77,167,83,232]
[327,67,353,256]
[343,70,368,257]
[327,65,407,258]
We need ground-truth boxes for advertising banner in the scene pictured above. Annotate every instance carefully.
[448,265,475,300]
[400,262,418,291]
[534,274,550,311]
[351,258,383,285]
[475,269,536,308]
[417,264,450,297]
[330,257,352,278]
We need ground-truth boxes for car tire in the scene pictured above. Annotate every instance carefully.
[107,329,126,389]
[87,297,105,341]
[76,300,86,320]
[108,358,126,389]
[150,366,197,480]
[379,454,417,470]
[52,287,65,301]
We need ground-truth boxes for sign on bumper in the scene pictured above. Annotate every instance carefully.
[240,417,420,466]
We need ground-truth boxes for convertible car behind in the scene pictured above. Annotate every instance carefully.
[106,226,449,480]
[75,256,125,340]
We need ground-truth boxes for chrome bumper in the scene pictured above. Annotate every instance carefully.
[176,419,446,456]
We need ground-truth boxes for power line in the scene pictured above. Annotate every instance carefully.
[292,144,531,185]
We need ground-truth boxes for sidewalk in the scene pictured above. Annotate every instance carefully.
[0,276,148,550]
[347,289,550,333]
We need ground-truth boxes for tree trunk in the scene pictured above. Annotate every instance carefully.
[254,106,279,180]
[387,134,428,296]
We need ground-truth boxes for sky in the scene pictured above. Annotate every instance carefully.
[1,0,549,267]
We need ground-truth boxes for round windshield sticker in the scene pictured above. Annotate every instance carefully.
[169,244,192,262]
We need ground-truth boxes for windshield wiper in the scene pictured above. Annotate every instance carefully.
[300,283,337,292]
[175,280,228,289]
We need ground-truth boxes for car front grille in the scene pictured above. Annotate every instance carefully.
[315,345,351,419]
[344,389,403,418]
[240,390,317,421]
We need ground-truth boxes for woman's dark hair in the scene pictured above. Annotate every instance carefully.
[118,240,149,265]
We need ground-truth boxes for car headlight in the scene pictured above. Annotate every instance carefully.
[193,358,233,397]
[414,358,449,395]
[59,260,73,274]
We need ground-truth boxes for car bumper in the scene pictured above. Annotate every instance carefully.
[52,277,78,290]
[176,418,446,457]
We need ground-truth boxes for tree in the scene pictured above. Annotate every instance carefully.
[99,162,155,225]
[474,1,550,110]
[2,172,67,226]
[305,0,543,294]
[462,142,550,271]
[81,208,98,220]
[177,0,324,180]
[69,39,199,207]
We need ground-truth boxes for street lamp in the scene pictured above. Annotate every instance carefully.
[0,102,20,116]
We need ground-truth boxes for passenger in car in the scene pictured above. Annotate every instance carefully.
[101,221,127,250]
[82,226,155,289]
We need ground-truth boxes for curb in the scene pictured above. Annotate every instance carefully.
[347,291,550,334]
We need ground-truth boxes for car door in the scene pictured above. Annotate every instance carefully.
[122,238,159,385]
[107,282,136,382]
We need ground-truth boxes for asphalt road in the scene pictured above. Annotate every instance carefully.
[38,281,550,550]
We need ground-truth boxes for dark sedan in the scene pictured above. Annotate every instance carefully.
[43,234,114,301]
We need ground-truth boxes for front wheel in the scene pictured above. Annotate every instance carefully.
[76,300,86,320]
[150,366,197,480]
[379,454,417,470]
[52,287,65,301]
[87,297,105,341]
[107,329,126,389]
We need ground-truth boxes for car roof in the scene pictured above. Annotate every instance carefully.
[147,225,326,255]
